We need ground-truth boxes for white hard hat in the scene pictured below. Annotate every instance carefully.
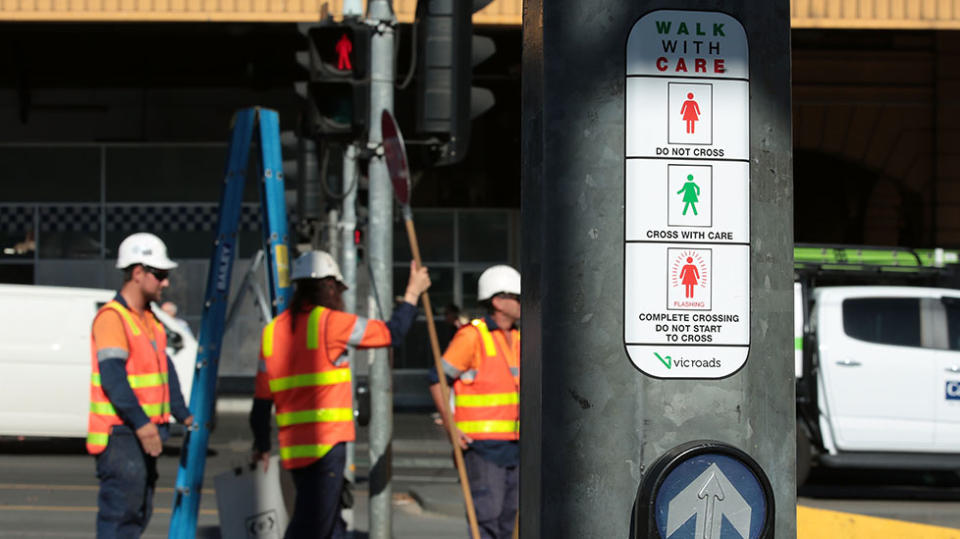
[291,250,346,285]
[477,265,521,301]
[116,233,178,270]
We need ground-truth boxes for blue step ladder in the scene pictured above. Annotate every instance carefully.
[169,107,293,538]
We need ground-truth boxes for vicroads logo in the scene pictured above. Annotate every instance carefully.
[654,352,672,369]
[654,352,721,369]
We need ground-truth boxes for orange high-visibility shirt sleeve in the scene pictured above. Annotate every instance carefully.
[325,310,391,361]
[441,325,482,377]
[92,310,129,361]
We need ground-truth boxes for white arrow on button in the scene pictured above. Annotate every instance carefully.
[666,463,751,539]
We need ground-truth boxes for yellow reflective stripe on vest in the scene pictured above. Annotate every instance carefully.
[127,372,168,388]
[456,420,519,434]
[280,443,334,461]
[142,402,170,417]
[87,432,109,447]
[89,401,170,417]
[262,319,277,358]
[268,368,351,393]
[306,307,326,349]
[275,407,354,427]
[90,401,116,415]
[91,372,167,388]
[106,302,141,336]
[455,392,519,408]
[470,319,497,356]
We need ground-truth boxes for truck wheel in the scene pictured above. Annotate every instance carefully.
[796,424,812,488]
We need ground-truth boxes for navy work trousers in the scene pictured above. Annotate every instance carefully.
[464,449,519,539]
[285,442,346,539]
[95,430,158,539]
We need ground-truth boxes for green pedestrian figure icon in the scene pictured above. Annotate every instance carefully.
[677,174,701,216]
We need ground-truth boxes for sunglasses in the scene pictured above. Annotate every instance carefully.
[496,293,520,301]
[143,266,170,281]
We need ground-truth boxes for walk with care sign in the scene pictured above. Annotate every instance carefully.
[624,9,751,380]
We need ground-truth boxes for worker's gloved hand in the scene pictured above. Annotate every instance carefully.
[252,450,270,472]
[136,422,163,457]
[403,261,432,305]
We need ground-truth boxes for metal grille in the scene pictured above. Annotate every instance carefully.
[0,203,292,236]
[0,206,34,234]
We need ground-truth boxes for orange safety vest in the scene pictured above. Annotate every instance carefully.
[87,300,171,454]
[260,307,356,470]
[453,319,520,441]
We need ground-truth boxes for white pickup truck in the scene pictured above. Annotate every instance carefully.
[0,284,196,439]
[795,245,960,485]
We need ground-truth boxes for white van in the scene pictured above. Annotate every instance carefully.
[0,284,196,439]
[795,244,960,484]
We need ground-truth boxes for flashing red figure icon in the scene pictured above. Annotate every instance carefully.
[679,256,700,298]
[668,248,711,310]
[680,93,701,134]
[336,34,353,71]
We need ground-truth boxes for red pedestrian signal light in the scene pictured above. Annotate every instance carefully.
[298,22,371,138]
[307,24,369,78]
[336,33,353,71]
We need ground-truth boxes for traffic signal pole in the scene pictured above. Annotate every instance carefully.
[340,142,360,533]
[366,0,396,537]
[521,1,794,537]
[341,142,359,490]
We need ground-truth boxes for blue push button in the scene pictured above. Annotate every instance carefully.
[635,441,774,539]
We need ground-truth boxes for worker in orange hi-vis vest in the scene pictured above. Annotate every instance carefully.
[88,232,193,538]
[429,265,521,539]
[249,250,431,539]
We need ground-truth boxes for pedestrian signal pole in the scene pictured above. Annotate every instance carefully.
[521,1,795,537]
[341,142,360,493]
[365,0,396,537]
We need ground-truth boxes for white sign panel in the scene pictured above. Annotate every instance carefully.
[625,243,749,344]
[625,10,750,379]
[626,160,749,243]
[626,78,749,160]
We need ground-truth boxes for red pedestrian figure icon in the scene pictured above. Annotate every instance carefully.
[680,92,700,134]
[679,256,700,298]
[336,34,353,71]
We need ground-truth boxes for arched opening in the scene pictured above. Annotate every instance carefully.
[794,149,927,246]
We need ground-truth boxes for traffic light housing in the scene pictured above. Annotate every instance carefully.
[416,0,495,166]
[301,21,372,138]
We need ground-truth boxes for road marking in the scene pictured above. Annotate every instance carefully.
[798,506,960,538]
[0,505,217,515]
[0,483,214,495]
[392,475,459,483]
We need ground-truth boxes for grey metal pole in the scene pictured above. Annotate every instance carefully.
[342,144,359,318]
[366,1,396,537]
[327,208,340,256]
[341,143,359,534]
[521,1,795,537]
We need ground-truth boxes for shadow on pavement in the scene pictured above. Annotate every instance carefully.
[0,436,216,457]
[801,467,960,501]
